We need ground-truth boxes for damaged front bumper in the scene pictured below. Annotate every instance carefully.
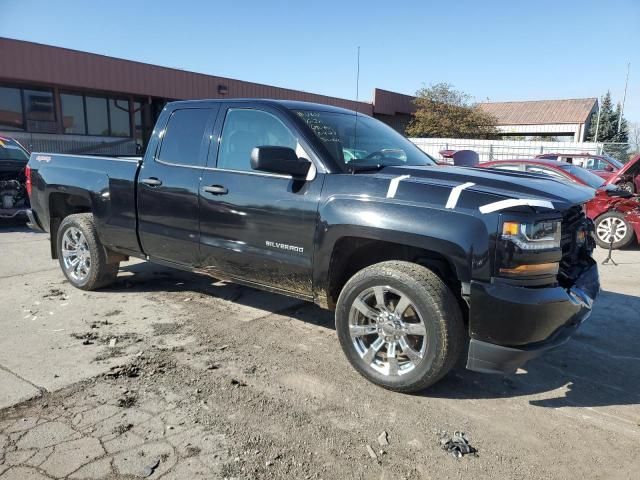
[625,209,640,244]
[466,260,599,374]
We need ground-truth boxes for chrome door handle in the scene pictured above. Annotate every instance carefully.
[141,177,162,186]
[203,185,228,195]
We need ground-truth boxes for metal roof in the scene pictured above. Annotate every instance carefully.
[477,98,598,126]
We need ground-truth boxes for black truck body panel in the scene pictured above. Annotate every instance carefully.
[27,99,600,375]
[28,154,141,254]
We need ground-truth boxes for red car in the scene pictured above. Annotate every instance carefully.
[481,158,640,249]
[535,152,640,193]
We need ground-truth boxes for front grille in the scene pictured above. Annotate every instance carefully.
[558,205,592,286]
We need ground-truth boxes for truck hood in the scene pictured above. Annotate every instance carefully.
[0,136,29,180]
[605,153,640,186]
[378,164,595,210]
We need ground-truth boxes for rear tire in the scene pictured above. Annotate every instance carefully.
[335,261,465,393]
[594,212,635,249]
[56,213,119,290]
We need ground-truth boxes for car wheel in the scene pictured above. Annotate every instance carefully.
[594,212,635,249]
[57,213,119,290]
[618,182,636,194]
[335,261,465,392]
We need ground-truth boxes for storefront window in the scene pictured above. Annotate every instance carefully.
[60,93,86,134]
[0,86,24,130]
[109,98,131,137]
[23,88,55,122]
[86,96,109,136]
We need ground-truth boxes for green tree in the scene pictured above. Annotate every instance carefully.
[406,83,499,139]
[628,122,640,159]
[587,91,629,161]
[613,102,629,144]
[587,91,616,142]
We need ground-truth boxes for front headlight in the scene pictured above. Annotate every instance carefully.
[502,220,561,251]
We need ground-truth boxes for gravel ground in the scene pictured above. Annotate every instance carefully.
[1,220,639,479]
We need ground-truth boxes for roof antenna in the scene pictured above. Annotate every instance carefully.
[352,46,360,174]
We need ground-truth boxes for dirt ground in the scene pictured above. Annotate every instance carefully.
[1,220,639,479]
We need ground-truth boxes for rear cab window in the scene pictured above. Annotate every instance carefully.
[156,109,213,167]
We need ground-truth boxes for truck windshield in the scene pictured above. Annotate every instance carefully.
[601,154,624,170]
[294,110,435,171]
[0,137,29,162]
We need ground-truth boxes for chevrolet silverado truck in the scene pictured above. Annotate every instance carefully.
[26,99,599,392]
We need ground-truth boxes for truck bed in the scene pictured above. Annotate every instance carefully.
[28,153,143,255]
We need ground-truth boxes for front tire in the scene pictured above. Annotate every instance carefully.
[57,213,119,290]
[594,212,635,249]
[335,261,465,393]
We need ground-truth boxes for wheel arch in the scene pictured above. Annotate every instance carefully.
[48,192,93,259]
[323,236,464,309]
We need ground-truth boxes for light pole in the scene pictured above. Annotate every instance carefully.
[618,62,630,133]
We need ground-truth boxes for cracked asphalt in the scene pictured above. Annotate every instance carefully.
[1,219,639,479]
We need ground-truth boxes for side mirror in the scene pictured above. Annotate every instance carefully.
[250,146,311,178]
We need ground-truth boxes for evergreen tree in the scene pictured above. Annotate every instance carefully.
[608,102,630,161]
[587,92,616,142]
[613,102,629,144]
[586,91,630,161]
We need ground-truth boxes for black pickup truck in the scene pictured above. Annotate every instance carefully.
[27,99,599,392]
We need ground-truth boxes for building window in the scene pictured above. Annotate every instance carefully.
[23,88,55,122]
[0,86,24,130]
[60,93,86,134]
[86,96,109,136]
[133,99,153,151]
[133,101,143,140]
[109,98,131,137]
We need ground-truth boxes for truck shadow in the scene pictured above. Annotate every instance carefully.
[426,289,640,409]
[0,217,30,232]
[107,262,639,409]
[107,261,336,331]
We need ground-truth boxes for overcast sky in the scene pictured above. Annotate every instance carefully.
[3,0,639,122]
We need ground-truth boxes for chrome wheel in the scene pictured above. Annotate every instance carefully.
[61,227,91,282]
[348,286,427,377]
[596,216,628,244]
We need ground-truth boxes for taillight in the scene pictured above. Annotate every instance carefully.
[25,165,32,197]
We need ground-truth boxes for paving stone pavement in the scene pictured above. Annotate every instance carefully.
[0,381,228,479]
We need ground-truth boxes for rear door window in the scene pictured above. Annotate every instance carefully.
[157,109,212,167]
